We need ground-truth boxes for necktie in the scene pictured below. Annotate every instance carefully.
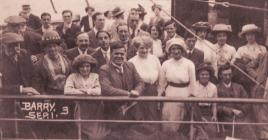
[131,28,136,39]
[103,52,108,63]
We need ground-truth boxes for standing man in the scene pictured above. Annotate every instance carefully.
[99,41,144,140]
[35,12,53,35]
[115,22,136,60]
[128,14,149,39]
[0,33,40,138]
[92,30,111,71]
[88,12,105,49]
[56,10,81,49]
[184,31,204,68]
[21,4,42,30]
[80,6,95,32]
[65,32,95,61]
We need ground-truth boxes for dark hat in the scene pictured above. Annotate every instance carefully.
[192,21,211,32]
[2,32,24,44]
[22,4,30,10]
[72,54,97,71]
[151,4,162,11]
[5,16,26,25]
[137,4,147,16]
[41,30,62,46]
[85,6,95,12]
[112,7,124,17]
[196,62,215,76]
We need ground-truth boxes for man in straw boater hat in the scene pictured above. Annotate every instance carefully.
[232,24,266,94]
[80,5,95,32]
[0,32,40,138]
[109,6,125,40]
[149,4,165,30]
[212,24,236,70]
[192,21,217,76]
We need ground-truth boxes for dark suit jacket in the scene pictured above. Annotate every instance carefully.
[80,15,92,32]
[88,30,98,49]
[65,47,95,61]
[0,50,34,94]
[27,14,42,30]
[56,23,81,49]
[91,48,107,71]
[184,48,204,68]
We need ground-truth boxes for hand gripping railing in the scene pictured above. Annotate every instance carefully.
[0,95,267,140]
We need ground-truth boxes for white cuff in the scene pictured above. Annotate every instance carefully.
[20,85,23,93]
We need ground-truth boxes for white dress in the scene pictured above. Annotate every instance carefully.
[158,57,196,131]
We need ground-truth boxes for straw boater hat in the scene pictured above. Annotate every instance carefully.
[41,30,62,46]
[4,16,26,25]
[196,62,215,77]
[212,24,232,34]
[238,24,261,38]
[165,38,186,53]
[2,32,24,44]
[112,7,124,17]
[72,54,97,71]
[192,21,211,32]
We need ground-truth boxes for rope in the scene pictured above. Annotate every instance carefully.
[192,0,268,12]
[0,118,268,125]
[148,0,268,97]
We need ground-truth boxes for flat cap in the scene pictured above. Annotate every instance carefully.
[4,16,26,24]
[2,32,24,44]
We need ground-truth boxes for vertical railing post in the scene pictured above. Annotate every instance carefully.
[14,99,18,138]
[0,127,3,140]
[77,102,82,140]
[189,106,194,140]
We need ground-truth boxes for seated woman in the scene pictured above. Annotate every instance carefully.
[192,63,218,139]
[64,54,107,139]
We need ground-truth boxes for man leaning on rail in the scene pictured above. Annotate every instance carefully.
[99,41,146,140]
[0,32,40,138]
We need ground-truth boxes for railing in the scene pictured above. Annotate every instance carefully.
[0,95,267,140]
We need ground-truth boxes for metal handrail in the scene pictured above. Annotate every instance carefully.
[0,95,267,103]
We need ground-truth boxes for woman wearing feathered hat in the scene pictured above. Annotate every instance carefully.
[64,54,108,139]
[158,38,196,136]
[212,24,236,69]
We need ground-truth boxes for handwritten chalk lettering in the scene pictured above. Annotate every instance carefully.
[20,101,70,119]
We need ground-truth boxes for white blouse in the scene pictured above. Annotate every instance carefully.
[129,54,161,84]
[152,39,164,58]
[193,81,217,106]
[158,57,196,95]
[233,42,266,62]
[64,73,101,95]
[214,43,236,67]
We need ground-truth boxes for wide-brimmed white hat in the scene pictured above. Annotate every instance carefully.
[238,24,261,38]
[212,24,232,33]
[165,38,186,53]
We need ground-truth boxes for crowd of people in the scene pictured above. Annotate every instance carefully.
[1,3,268,140]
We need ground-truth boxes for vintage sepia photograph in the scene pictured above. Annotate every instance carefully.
[0,0,268,139]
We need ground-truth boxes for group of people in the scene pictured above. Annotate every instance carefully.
[1,3,268,140]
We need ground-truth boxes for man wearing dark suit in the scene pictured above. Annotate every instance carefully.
[65,32,95,61]
[0,33,40,138]
[127,14,150,40]
[91,31,111,71]
[115,22,136,60]
[184,33,204,68]
[99,41,144,140]
[80,6,95,32]
[87,12,105,49]
[22,4,42,30]
[56,10,81,49]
